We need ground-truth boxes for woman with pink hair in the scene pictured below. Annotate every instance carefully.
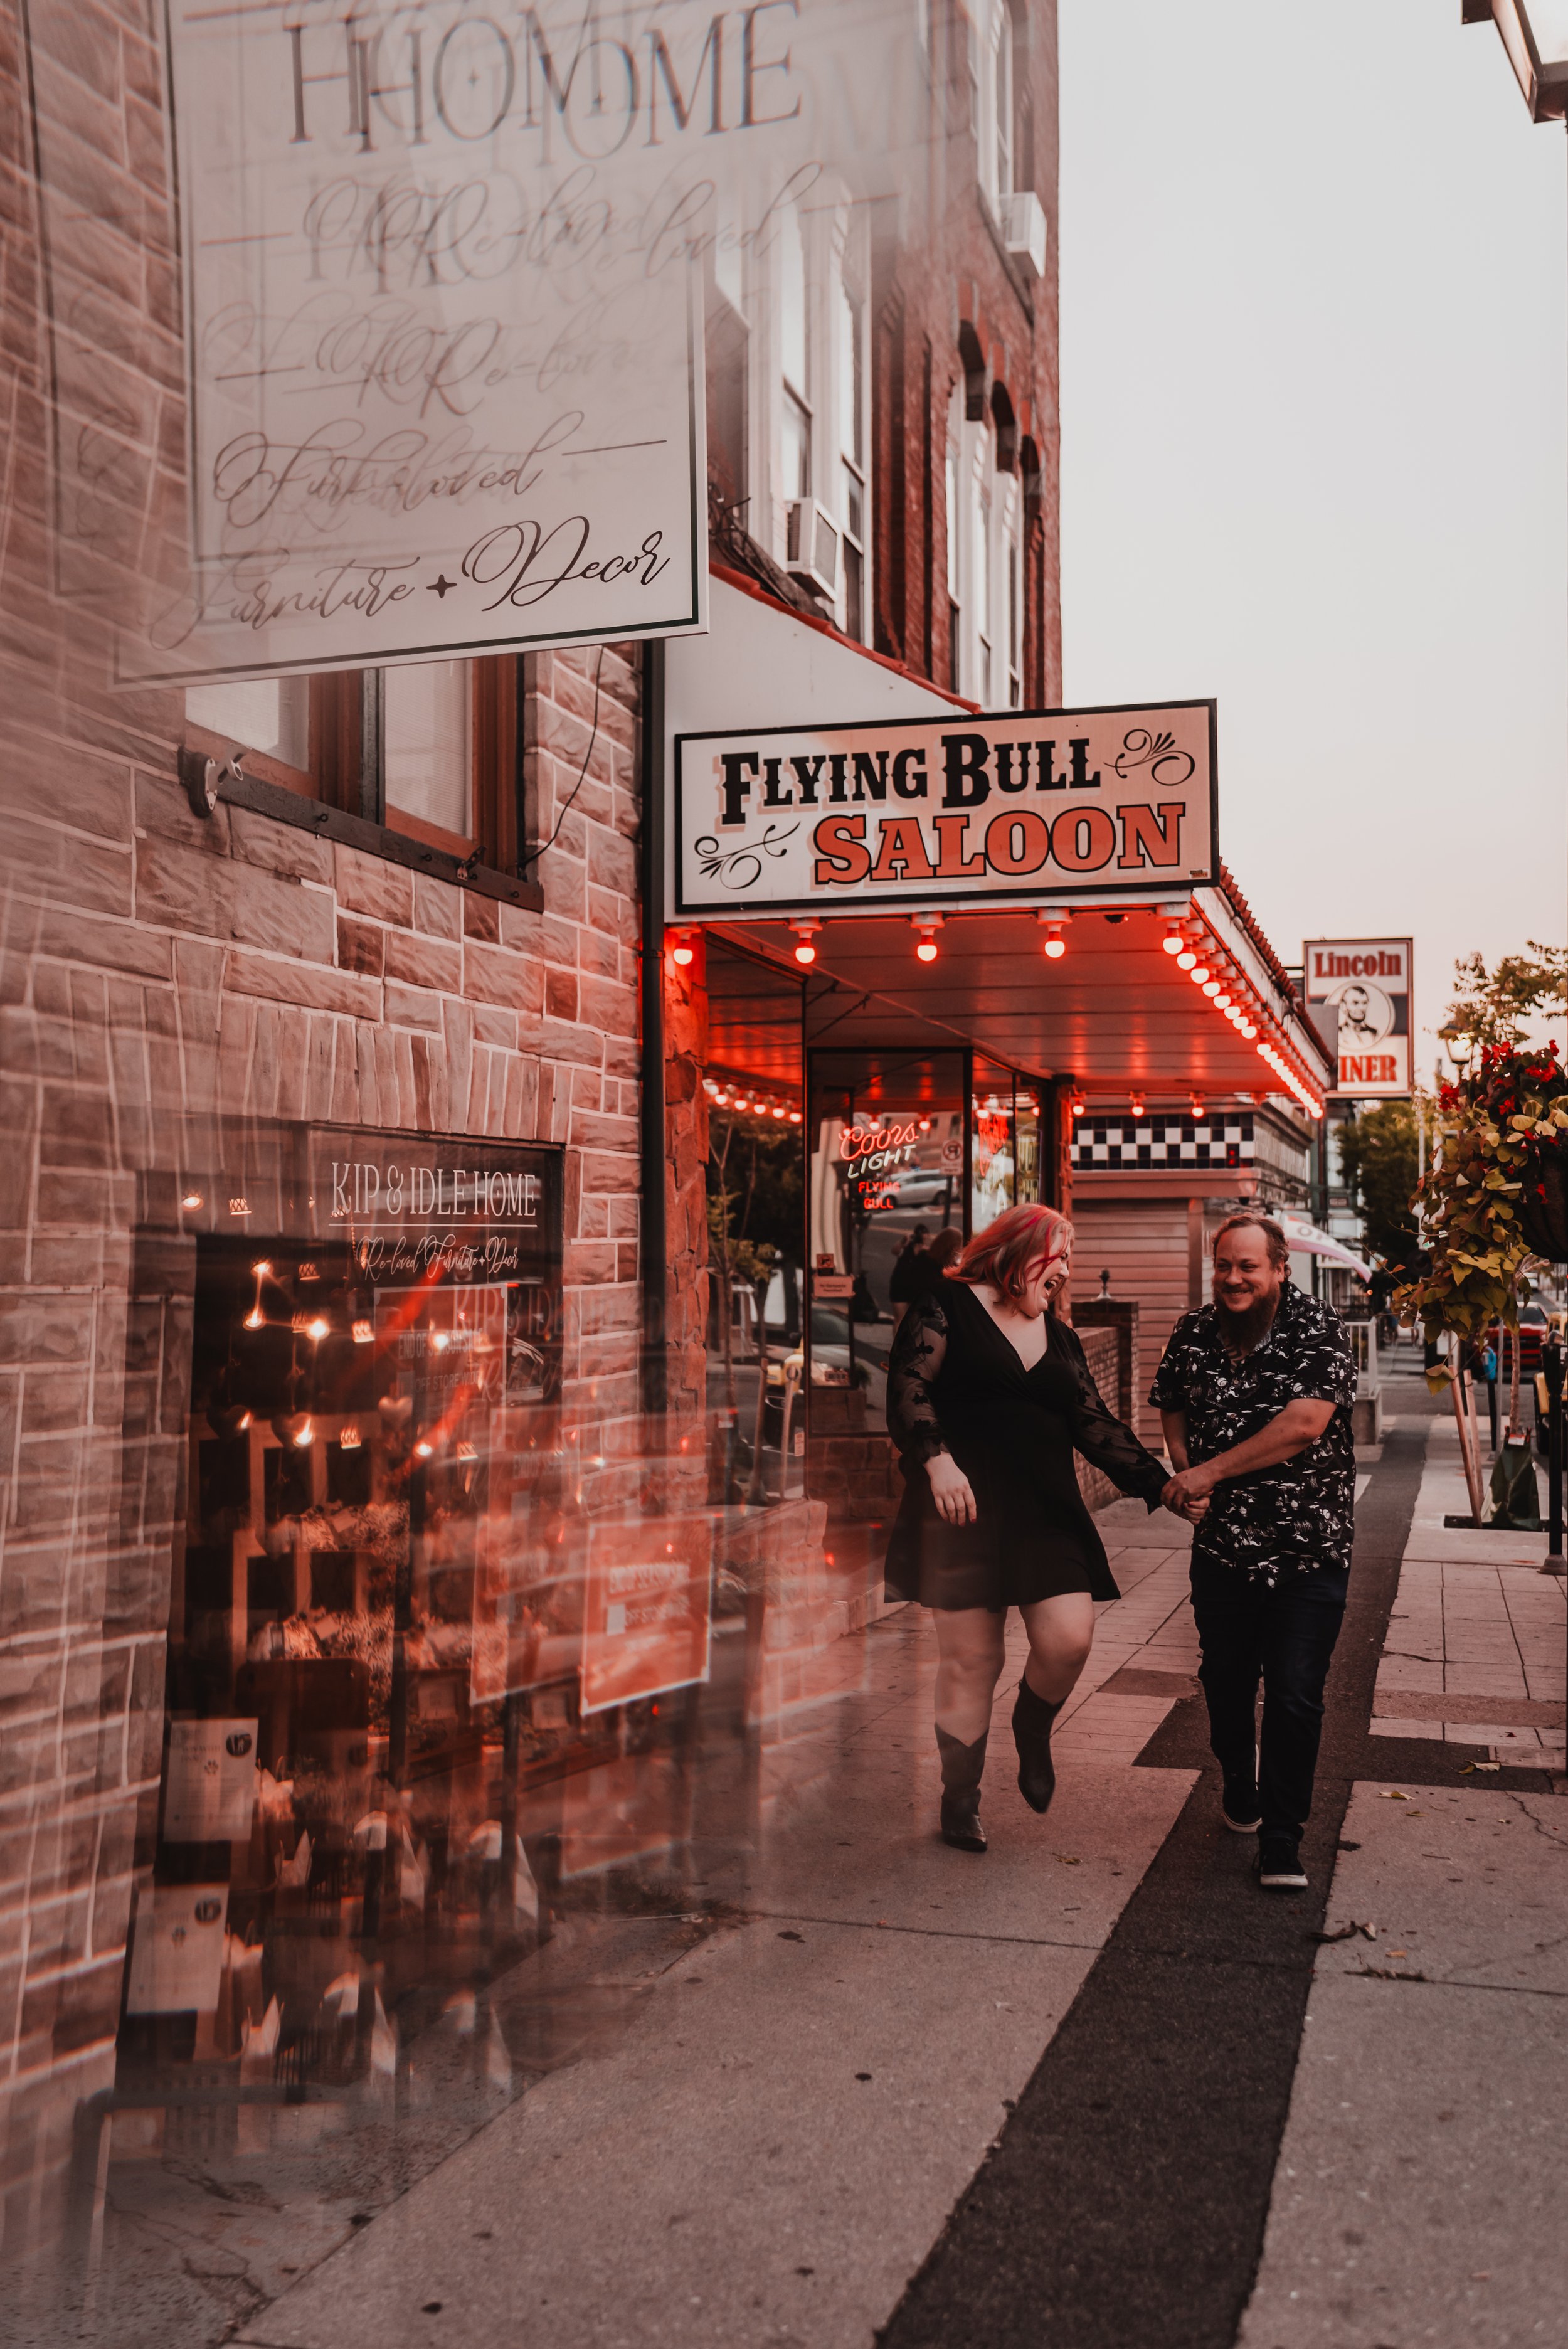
[884,1202,1169,1850]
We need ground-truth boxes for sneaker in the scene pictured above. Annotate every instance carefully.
[1256,1834,1308,1892]
[1221,1773,1262,1832]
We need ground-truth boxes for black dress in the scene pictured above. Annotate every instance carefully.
[884,1280,1170,1611]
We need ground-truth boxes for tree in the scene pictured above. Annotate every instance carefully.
[1444,943,1568,1051]
[1338,1100,1420,1272]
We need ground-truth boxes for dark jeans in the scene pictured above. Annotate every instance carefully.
[1189,1552,1349,1844]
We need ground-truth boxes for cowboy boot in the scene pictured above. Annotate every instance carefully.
[1012,1678,1064,1814]
[935,1726,988,1852]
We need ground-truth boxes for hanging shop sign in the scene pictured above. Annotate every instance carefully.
[1303,938,1413,1097]
[673,701,1218,915]
[307,1132,558,1284]
[24,0,926,685]
[117,0,718,684]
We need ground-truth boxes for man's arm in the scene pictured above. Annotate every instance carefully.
[1162,1399,1335,1511]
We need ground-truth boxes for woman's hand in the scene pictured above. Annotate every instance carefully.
[926,1450,978,1525]
[1162,1464,1214,1524]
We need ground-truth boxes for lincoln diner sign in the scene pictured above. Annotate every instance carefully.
[673,701,1217,915]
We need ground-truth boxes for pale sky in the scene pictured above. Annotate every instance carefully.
[1059,0,1567,1083]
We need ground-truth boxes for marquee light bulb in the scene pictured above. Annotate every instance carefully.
[1212,992,1231,1009]
[1162,931,1184,956]
[1189,965,1209,986]
[916,938,938,962]
[1202,979,1221,998]
[1042,924,1067,959]
[789,1109,803,1125]
[794,940,817,964]
[1177,949,1197,970]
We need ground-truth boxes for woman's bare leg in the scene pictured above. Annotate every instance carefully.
[1018,1592,1095,1705]
[931,1606,1007,1742]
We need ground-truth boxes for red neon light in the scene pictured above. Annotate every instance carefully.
[839,1121,921,1160]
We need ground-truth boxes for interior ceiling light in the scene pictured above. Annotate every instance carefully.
[1069,1090,1088,1118]
[352,1318,374,1344]
[1129,1091,1147,1118]
[1190,1096,1206,1120]
[181,1190,203,1210]
[789,1109,803,1125]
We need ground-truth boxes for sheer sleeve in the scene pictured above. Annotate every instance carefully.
[886,1293,951,1465]
[1060,1325,1170,1508]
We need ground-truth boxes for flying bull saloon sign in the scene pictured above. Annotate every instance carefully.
[674,701,1217,915]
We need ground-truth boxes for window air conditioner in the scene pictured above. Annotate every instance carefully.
[1000,189,1048,280]
[785,499,840,600]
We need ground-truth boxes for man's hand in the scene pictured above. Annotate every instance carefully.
[926,1450,977,1525]
[1162,1463,1216,1517]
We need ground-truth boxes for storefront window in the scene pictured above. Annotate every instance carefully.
[972,1058,1047,1229]
[704,941,806,1503]
[126,1129,567,2131]
[808,1052,966,1421]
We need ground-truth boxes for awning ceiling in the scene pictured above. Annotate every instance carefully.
[705,896,1331,1111]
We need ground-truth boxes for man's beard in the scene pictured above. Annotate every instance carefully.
[1217,1294,1276,1352]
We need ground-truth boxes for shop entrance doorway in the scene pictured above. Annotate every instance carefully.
[805,1049,1052,1421]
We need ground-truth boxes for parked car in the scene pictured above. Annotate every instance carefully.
[1489,1302,1550,1375]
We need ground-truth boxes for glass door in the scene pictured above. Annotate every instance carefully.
[807,1051,966,1423]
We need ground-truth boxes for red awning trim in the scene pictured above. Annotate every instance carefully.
[1218,862,1298,1002]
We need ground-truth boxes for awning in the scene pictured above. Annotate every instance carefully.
[1276,1213,1374,1280]
[666,576,1333,1113]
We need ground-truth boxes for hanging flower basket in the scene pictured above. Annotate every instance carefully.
[1515,1142,1568,1264]
[1398,1041,1568,1348]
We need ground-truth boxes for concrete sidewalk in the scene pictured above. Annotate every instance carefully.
[230,1511,1200,2349]
[1240,1415,1567,2348]
[81,1416,1562,2349]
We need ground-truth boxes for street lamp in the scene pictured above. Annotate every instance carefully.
[1466,1,1568,121]
[1438,1024,1475,1076]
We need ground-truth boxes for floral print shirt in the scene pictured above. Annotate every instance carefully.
[1148,1282,1358,1582]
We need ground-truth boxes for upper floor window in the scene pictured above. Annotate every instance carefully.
[838,278,866,642]
[994,6,1015,198]
[184,659,525,872]
[780,203,812,501]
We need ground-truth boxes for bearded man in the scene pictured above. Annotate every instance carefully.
[1150,1214,1358,1892]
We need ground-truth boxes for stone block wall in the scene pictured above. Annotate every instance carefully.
[0,1,664,2246]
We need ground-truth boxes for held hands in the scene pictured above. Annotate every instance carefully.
[925,1450,978,1525]
[1161,1465,1214,1526]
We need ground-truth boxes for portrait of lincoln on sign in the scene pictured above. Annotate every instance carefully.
[1323,977,1393,1047]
